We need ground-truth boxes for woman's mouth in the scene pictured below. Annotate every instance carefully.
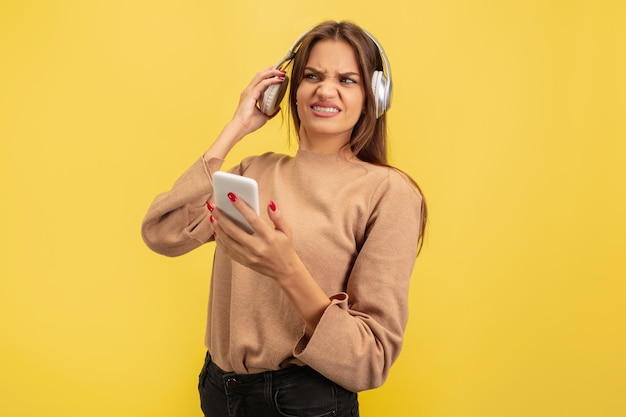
[311,105,339,114]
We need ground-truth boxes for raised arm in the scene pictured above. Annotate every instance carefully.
[141,68,287,256]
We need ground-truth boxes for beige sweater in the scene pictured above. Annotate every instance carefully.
[141,150,423,392]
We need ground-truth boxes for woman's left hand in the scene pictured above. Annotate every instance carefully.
[209,194,299,283]
[209,193,332,335]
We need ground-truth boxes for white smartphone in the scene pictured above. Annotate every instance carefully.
[212,171,260,234]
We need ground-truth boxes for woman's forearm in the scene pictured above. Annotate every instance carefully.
[203,120,248,161]
[275,257,332,337]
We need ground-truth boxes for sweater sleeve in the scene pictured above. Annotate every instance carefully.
[141,156,225,257]
[293,171,424,392]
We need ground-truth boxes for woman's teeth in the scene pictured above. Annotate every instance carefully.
[312,106,339,113]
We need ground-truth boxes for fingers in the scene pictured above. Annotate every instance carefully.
[267,200,291,236]
[210,211,251,266]
[211,193,265,240]
[208,202,239,241]
[210,194,289,239]
[225,195,291,239]
[227,192,266,233]
[243,68,287,101]
[209,204,247,250]
[251,67,288,88]
[233,68,287,132]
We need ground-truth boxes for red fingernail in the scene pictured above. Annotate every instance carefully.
[207,202,214,211]
[209,215,215,223]
[269,201,277,212]
[227,192,237,202]
[213,231,217,237]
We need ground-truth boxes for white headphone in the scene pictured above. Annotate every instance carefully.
[258,28,392,119]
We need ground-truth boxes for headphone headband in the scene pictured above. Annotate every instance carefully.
[275,28,392,88]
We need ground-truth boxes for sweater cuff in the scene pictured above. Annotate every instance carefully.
[202,155,226,181]
[185,155,225,243]
[293,292,348,357]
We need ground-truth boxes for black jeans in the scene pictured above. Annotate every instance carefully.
[198,352,359,417]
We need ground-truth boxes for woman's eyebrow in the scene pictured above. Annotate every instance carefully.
[304,66,323,74]
[304,66,361,78]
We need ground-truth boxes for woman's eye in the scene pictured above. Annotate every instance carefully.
[304,73,318,80]
[341,77,357,84]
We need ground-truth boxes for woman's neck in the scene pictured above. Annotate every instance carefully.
[297,128,353,156]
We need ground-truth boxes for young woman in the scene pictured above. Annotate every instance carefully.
[142,20,426,417]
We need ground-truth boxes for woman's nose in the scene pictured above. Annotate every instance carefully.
[316,80,337,99]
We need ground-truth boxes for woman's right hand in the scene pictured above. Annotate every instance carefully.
[203,68,286,161]
[229,67,287,136]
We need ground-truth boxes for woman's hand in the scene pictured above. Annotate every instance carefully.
[229,67,287,137]
[203,68,286,161]
[208,194,331,336]
[209,194,299,282]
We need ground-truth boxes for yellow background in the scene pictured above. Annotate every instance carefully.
[1,0,624,416]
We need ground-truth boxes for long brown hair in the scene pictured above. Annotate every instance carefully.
[287,21,427,253]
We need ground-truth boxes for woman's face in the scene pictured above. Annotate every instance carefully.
[295,39,366,153]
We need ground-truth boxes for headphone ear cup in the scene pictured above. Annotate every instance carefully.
[370,70,389,119]
[258,76,289,116]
